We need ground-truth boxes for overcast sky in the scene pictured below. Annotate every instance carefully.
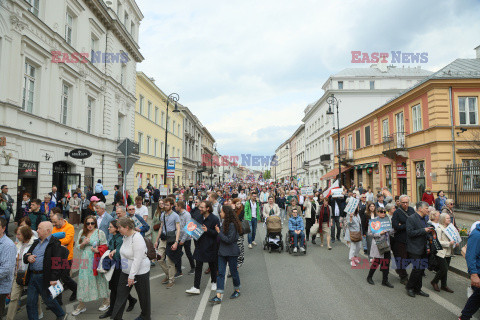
[136,0,480,162]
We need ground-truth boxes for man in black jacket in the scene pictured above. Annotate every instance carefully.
[406,201,435,298]
[48,185,62,208]
[392,195,415,284]
[329,191,347,243]
[24,221,66,320]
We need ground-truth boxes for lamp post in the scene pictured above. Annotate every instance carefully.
[163,93,180,187]
[326,94,342,188]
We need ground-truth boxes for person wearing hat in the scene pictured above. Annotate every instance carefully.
[422,188,435,206]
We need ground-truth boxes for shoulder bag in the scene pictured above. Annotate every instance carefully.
[240,220,250,236]
[162,214,177,244]
[375,236,390,254]
[16,250,28,286]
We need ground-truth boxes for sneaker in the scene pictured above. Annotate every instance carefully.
[166,282,175,289]
[186,287,200,295]
[248,244,253,249]
[293,247,298,253]
[150,261,156,267]
[252,241,257,246]
[230,291,241,299]
[161,277,169,284]
[211,282,217,291]
[354,257,361,263]
[174,272,183,278]
[188,268,195,275]
[350,260,357,267]
[299,247,305,253]
[209,296,222,304]
[39,313,44,319]
[72,306,86,316]
[99,304,110,312]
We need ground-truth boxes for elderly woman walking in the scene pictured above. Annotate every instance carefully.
[430,213,456,293]
[345,207,362,267]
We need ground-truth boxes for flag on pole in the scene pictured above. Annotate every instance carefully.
[322,180,339,198]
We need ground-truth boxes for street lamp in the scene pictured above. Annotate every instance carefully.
[285,145,293,185]
[163,93,180,187]
[326,94,342,188]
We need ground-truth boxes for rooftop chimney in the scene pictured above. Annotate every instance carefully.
[476,45,480,59]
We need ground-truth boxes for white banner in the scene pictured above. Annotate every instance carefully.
[322,180,339,198]
[344,198,360,215]
[301,186,314,196]
[444,223,462,244]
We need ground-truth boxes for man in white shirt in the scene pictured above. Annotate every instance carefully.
[208,193,221,219]
[239,190,247,204]
[135,196,149,222]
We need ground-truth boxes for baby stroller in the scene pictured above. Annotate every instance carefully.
[263,215,283,253]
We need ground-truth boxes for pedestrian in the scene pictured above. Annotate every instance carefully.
[430,213,455,293]
[40,195,55,218]
[276,191,286,222]
[154,197,181,288]
[186,201,219,295]
[79,194,90,223]
[288,208,306,253]
[126,205,150,237]
[18,192,31,223]
[72,216,109,316]
[209,205,242,304]
[60,192,70,219]
[28,199,47,231]
[434,190,446,212]
[23,221,66,320]
[381,187,393,204]
[441,199,457,227]
[95,202,115,242]
[365,187,374,202]
[345,207,362,267]
[134,196,149,222]
[318,197,332,249]
[6,225,44,320]
[329,190,347,243]
[375,194,386,209]
[151,186,160,219]
[152,200,164,243]
[68,192,81,226]
[232,199,245,268]
[406,201,434,298]
[286,197,302,219]
[363,202,377,257]
[111,217,151,320]
[262,196,280,219]
[99,219,137,319]
[95,179,106,203]
[51,213,77,305]
[176,200,195,276]
[422,188,435,206]
[244,192,260,249]
[459,222,480,319]
[303,195,319,243]
[366,207,394,288]
[113,185,123,212]
[0,217,17,318]
[391,195,415,284]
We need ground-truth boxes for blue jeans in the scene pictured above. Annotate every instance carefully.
[292,231,305,248]
[247,217,257,244]
[27,274,65,320]
[217,255,240,294]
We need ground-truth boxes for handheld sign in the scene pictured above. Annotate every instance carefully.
[369,218,392,234]
[331,188,344,198]
[344,198,360,215]
[184,218,205,241]
[444,223,461,245]
[301,187,314,196]
[49,282,64,299]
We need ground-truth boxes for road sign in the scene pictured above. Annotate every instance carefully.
[118,156,139,173]
[167,159,176,178]
[118,138,139,157]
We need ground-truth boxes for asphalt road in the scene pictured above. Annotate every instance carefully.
[14,222,478,320]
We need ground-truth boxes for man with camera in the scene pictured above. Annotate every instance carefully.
[406,201,435,298]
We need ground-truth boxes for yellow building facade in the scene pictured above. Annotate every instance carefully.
[134,72,184,193]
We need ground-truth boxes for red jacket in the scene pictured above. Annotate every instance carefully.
[422,193,435,206]
[93,244,108,276]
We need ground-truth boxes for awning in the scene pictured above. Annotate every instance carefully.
[354,162,378,169]
[321,166,353,180]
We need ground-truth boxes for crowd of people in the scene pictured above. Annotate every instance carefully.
[0,180,480,320]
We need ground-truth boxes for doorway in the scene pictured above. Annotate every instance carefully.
[415,161,426,202]
[53,161,80,195]
[399,178,407,196]
[17,161,38,213]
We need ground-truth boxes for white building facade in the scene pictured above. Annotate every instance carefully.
[303,64,432,189]
[182,106,203,185]
[0,0,143,204]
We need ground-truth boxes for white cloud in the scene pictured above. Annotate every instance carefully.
[136,0,480,159]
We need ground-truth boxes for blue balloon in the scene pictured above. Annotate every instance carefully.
[102,190,109,196]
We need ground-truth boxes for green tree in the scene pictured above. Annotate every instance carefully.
[263,170,271,179]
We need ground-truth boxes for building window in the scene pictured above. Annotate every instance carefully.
[65,11,73,45]
[124,11,128,27]
[167,116,170,131]
[369,80,375,90]
[22,62,36,113]
[147,101,152,119]
[348,135,352,150]
[462,159,480,190]
[154,139,158,156]
[138,132,143,153]
[26,0,39,16]
[173,120,176,134]
[355,130,361,149]
[154,107,159,124]
[87,98,93,133]
[61,83,69,125]
[130,21,135,35]
[146,136,151,155]
[365,126,371,146]
[120,63,126,86]
[161,111,165,127]
[172,146,175,158]
[161,142,164,158]
[382,119,389,141]
[90,34,98,53]
[412,104,422,132]
[341,137,345,151]
[177,149,180,158]
[178,124,181,136]
[338,81,343,90]
[459,97,478,125]
[139,95,144,114]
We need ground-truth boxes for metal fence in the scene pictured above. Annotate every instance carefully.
[446,164,480,211]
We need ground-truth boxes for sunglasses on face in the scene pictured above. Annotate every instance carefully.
[86,222,95,226]
[378,210,386,213]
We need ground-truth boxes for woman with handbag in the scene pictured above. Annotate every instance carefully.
[366,208,394,288]
[232,199,245,268]
[6,225,42,320]
[318,197,332,250]
[430,213,456,293]
[345,207,362,267]
[99,220,137,319]
[363,202,377,257]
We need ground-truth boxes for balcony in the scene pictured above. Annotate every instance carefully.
[320,154,331,163]
[382,132,407,159]
[302,161,310,169]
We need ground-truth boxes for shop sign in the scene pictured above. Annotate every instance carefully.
[69,148,92,159]
[19,161,38,177]
[397,163,407,178]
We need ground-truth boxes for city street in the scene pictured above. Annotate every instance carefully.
[15,223,475,320]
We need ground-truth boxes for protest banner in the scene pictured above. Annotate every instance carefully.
[344,198,360,215]
[301,187,314,196]
[369,218,392,234]
[444,223,462,244]
[184,218,205,241]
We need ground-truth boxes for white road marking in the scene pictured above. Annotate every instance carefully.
[193,278,212,320]
[210,276,228,320]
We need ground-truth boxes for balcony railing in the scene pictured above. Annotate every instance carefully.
[338,149,353,160]
[383,132,406,151]
[320,154,331,162]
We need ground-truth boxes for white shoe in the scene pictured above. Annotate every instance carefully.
[186,286,201,295]
[211,282,217,291]
[252,241,257,246]
[248,244,253,249]
[98,303,110,311]
[72,307,86,316]
[299,247,305,252]
[293,247,298,253]
[39,313,44,319]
